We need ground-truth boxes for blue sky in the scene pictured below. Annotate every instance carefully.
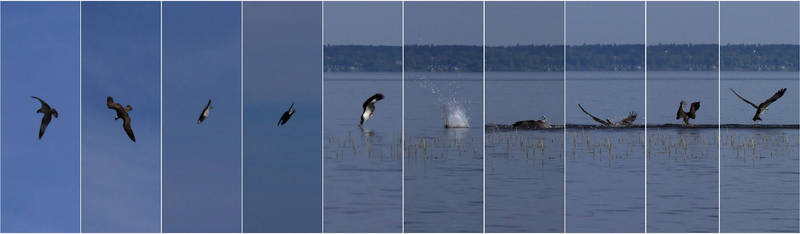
[324,2,401,46]
[81,2,161,232]
[567,2,645,45]
[648,2,718,44]
[486,1,563,46]
[243,2,322,232]
[162,2,241,232]
[721,2,799,44]
[405,1,483,46]
[1,2,80,232]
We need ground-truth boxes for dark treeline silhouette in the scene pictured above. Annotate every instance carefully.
[324,44,799,72]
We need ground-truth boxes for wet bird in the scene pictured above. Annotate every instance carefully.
[106,96,136,142]
[512,115,552,129]
[360,93,384,126]
[676,101,701,126]
[277,103,295,126]
[730,88,786,122]
[31,96,58,139]
[197,99,212,124]
[578,104,637,127]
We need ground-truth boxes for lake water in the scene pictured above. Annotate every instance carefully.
[325,71,797,232]
[405,72,483,233]
[324,72,402,232]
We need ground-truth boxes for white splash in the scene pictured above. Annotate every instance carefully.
[443,98,470,128]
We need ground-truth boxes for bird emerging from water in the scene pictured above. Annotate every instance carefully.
[578,104,637,127]
[277,103,295,126]
[360,93,384,126]
[197,99,212,124]
[676,101,700,126]
[512,115,552,129]
[107,96,136,142]
[730,88,786,122]
[32,96,58,139]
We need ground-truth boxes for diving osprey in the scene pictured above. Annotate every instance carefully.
[578,104,637,127]
[360,93,384,126]
[106,96,136,142]
[676,101,700,126]
[730,88,786,122]
[197,99,212,124]
[31,96,58,139]
[278,103,295,126]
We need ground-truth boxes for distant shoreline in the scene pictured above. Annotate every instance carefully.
[324,44,799,72]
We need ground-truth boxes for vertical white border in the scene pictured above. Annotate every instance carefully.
[240,0,245,232]
[562,0,567,232]
[481,0,486,233]
[321,0,325,232]
[644,1,648,232]
[717,1,722,232]
[1,0,4,230]
[79,0,83,231]
[161,0,165,232]
[401,0,406,232]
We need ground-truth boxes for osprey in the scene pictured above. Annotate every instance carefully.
[730,88,786,122]
[197,99,212,124]
[106,96,136,142]
[278,103,295,126]
[31,96,58,139]
[360,93,384,126]
[512,115,551,129]
[676,101,700,126]
[578,104,637,127]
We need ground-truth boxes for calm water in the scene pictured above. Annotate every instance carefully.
[324,71,797,232]
[324,73,402,232]
[405,72,483,233]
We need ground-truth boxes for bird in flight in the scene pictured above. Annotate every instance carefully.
[676,101,700,126]
[730,88,786,122]
[31,96,58,139]
[360,93,384,126]
[277,103,295,126]
[197,99,212,124]
[578,104,637,127]
[107,96,136,142]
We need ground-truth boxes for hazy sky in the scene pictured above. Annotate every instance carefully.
[243,2,322,232]
[648,2,718,44]
[162,2,241,232]
[566,2,645,45]
[324,2,401,46]
[1,2,80,232]
[721,1,799,44]
[486,1,563,46]
[405,1,483,45]
[81,2,161,232]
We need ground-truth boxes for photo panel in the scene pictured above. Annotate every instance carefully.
[323,2,402,233]
[645,2,719,232]
[404,2,483,232]
[81,2,161,232]
[565,2,645,232]
[242,2,322,232]
[485,1,564,232]
[1,2,80,232]
[720,2,800,232]
[162,2,241,232]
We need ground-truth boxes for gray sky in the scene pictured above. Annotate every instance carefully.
[566,1,645,45]
[648,2,718,44]
[324,2,401,46]
[486,1,563,46]
[721,1,799,44]
[405,1,483,45]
